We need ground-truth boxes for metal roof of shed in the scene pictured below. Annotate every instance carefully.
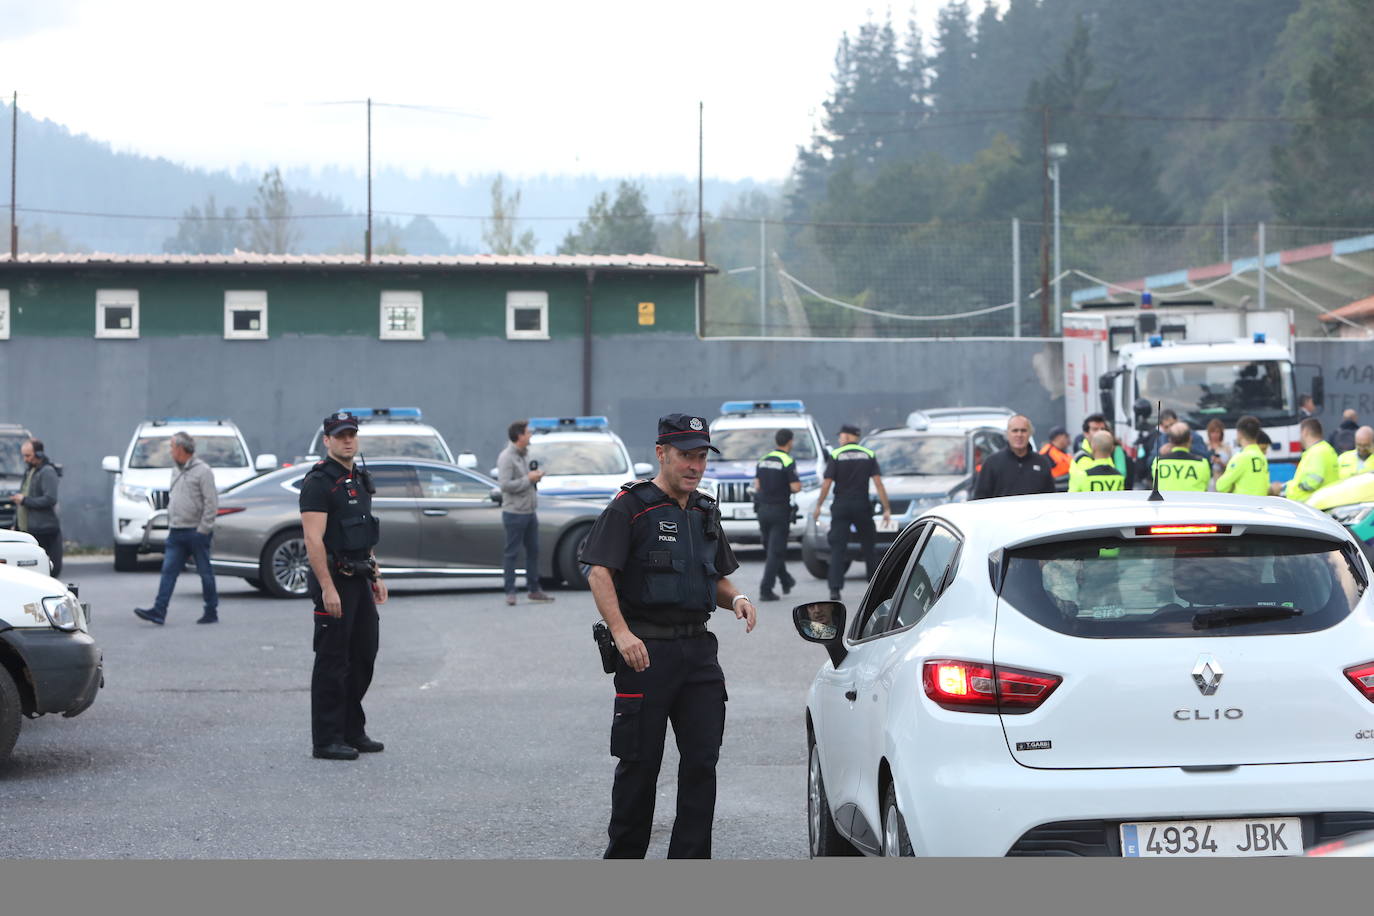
[0,251,715,273]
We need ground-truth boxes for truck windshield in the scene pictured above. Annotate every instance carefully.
[1135,360,1295,426]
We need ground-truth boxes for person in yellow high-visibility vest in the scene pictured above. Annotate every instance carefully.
[1216,415,1270,496]
[1281,417,1340,502]
[1069,431,1128,492]
[1338,426,1374,479]
[1151,423,1210,492]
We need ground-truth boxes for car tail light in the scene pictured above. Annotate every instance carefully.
[216,507,246,516]
[1343,662,1374,702]
[922,659,1062,715]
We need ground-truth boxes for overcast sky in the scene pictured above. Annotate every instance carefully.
[0,0,949,182]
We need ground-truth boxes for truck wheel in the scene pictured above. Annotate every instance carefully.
[113,544,139,572]
[802,538,829,580]
[260,530,311,599]
[0,666,21,762]
[557,524,593,590]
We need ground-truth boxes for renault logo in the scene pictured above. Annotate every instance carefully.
[1192,654,1223,696]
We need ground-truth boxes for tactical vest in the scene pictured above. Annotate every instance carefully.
[304,459,380,558]
[1152,447,1210,492]
[614,480,722,628]
[1070,458,1126,492]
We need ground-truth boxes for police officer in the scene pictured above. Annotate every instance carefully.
[300,412,388,761]
[1338,426,1374,479]
[1216,415,1270,495]
[1069,431,1128,492]
[812,424,891,602]
[753,428,800,602]
[580,413,757,859]
[1150,422,1210,492]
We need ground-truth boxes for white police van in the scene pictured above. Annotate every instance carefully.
[303,407,476,468]
[522,416,652,502]
[701,400,827,544]
[102,418,275,571]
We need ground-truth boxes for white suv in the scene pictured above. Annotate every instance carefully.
[701,400,827,543]
[303,407,475,468]
[102,418,275,571]
[520,417,652,502]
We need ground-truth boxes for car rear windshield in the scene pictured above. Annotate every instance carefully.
[130,436,248,469]
[1001,534,1365,638]
[527,439,627,475]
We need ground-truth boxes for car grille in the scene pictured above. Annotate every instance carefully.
[150,489,171,510]
[716,482,751,504]
[1006,812,1374,856]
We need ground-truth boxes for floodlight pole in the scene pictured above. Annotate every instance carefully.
[366,97,373,264]
[9,91,17,259]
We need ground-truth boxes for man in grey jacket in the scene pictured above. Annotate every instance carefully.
[497,420,554,607]
[135,431,220,625]
[10,438,63,576]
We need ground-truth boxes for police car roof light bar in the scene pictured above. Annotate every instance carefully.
[1253,332,1267,343]
[529,416,612,432]
[340,407,423,421]
[719,399,806,415]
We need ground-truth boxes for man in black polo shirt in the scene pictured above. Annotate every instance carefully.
[972,414,1056,499]
[753,428,801,602]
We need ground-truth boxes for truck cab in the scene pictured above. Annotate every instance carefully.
[1063,305,1318,482]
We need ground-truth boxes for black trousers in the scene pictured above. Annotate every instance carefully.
[756,503,795,595]
[606,633,727,859]
[827,501,876,594]
[309,572,379,748]
[31,528,62,578]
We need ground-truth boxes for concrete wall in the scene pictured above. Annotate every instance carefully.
[3,333,1369,546]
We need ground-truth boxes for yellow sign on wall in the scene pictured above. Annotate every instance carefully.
[638,302,655,326]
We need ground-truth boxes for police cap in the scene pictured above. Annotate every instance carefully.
[657,413,719,453]
[322,411,361,436]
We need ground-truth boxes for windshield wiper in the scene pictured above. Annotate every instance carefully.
[1191,605,1303,629]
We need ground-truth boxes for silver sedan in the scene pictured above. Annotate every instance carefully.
[210,459,605,598]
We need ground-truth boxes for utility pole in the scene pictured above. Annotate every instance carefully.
[365,97,373,263]
[758,218,766,337]
[697,101,706,333]
[9,92,17,259]
[1012,218,1021,338]
[1038,106,1051,337]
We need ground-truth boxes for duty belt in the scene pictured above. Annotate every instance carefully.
[629,621,708,640]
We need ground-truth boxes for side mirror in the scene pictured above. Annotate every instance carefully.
[101,455,120,473]
[490,488,503,505]
[456,452,478,470]
[1312,375,1326,410]
[488,467,499,478]
[254,454,279,471]
[632,462,653,477]
[793,601,847,668]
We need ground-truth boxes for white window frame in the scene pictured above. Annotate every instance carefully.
[96,289,140,339]
[506,290,549,341]
[0,290,9,340]
[224,290,269,340]
[379,290,424,341]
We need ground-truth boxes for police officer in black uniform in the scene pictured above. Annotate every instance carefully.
[812,423,891,602]
[580,412,758,859]
[299,412,388,761]
[753,428,801,602]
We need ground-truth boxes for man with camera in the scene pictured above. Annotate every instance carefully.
[300,412,388,761]
[497,419,554,606]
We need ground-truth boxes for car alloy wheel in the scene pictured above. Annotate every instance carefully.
[882,783,913,856]
[272,536,311,597]
[808,747,823,854]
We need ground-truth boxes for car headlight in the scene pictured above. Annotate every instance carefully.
[119,483,149,502]
[1329,502,1374,526]
[41,594,85,632]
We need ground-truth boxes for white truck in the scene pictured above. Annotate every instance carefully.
[1063,303,1322,484]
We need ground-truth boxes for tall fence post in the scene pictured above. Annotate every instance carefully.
[1258,221,1266,311]
[1012,217,1021,338]
[759,218,766,337]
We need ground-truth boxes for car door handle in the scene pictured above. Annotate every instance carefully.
[844,689,858,702]
[423,508,448,516]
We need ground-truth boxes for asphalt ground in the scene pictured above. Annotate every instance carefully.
[0,547,869,859]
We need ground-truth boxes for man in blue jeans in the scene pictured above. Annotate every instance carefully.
[134,431,220,625]
[496,420,554,607]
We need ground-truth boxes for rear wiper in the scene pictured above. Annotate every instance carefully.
[1191,605,1303,629]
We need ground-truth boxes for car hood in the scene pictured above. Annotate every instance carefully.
[1310,473,1374,511]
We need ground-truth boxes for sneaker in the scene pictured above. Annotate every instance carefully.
[505,594,517,607]
[759,591,781,602]
[528,592,555,603]
[781,579,794,596]
[133,607,165,626]
[196,614,219,624]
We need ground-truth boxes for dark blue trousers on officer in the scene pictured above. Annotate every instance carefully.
[310,572,379,748]
[607,632,727,859]
[827,500,877,595]
[756,503,795,596]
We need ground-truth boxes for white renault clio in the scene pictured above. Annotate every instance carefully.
[795,492,1374,857]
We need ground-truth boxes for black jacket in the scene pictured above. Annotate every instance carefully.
[18,459,61,533]
[971,448,1057,499]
